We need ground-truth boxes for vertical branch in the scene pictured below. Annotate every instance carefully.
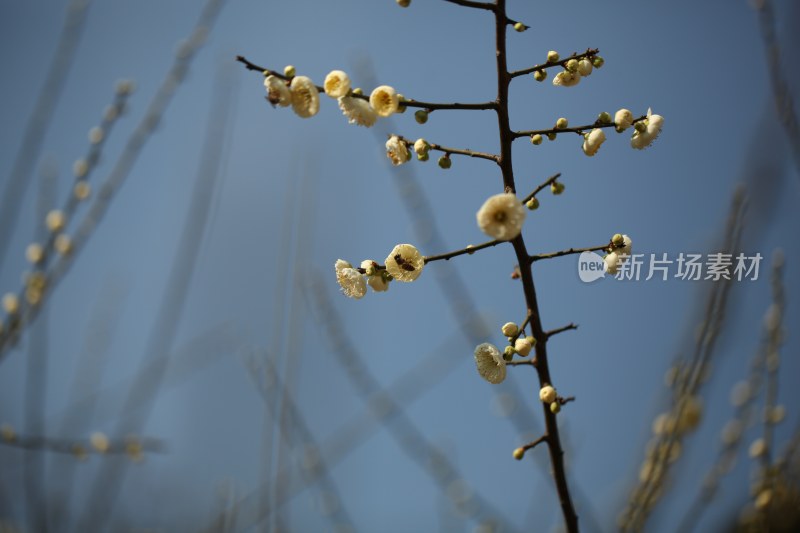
[492,1,578,530]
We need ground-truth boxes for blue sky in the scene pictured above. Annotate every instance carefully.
[1,0,798,531]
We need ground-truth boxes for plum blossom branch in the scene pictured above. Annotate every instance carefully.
[0,426,164,458]
[513,115,647,140]
[423,238,504,263]
[546,323,579,339]
[442,0,495,11]
[509,49,599,79]
[393,135,499,163]
[521,172,561,204]
[236,55,497,111]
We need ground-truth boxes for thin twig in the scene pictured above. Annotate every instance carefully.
[424,239,503,263]
[513,115,646,140]
[530,244,609,263]
[546,323,579,339]
[509,49,600,79]
[521,173,561,204]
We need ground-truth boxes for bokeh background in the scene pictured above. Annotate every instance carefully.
[0,0,798,531]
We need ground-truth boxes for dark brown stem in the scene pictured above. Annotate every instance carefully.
[530,244,609,263]
[443,0,494,9]
[520,434,548,452]
[393,135,499,163]
[521,172,561,204]
[493,0,578,530]
[509,49,599,79]
[424,239,503,263]
[546,323,579,339]
[236,56,496,111]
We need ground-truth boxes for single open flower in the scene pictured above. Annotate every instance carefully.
[582,128,606,157]
[553,70,581,87]
[335,259,366,299]
[474,343,506,384]
[385,135,410,166]
[324,70,351,98]
[369,85,399,117]
[476,193,526,240]
[289,75,320,118]
[631,108,664,149]
[385,243,424,282]
[338,96,377,127]
[264,75,291,107]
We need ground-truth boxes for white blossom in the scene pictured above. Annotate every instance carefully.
[413,138,430,157]
[264,75,291,107]
[324,70,351,98]
[289,75,320,118]
[335,259,366,299]
[474,343,506,384]
[582,128,606,157]
[552,70,581,87]
[619,234,632,256]
[338,96,377,127]
[476,193,526,241]
[369,85,399,117]
[385,135,410,166]
[385,243,424,282]
[361,259,390,292]
[514,337,533,357]
[604,251,621,275]
[577,58,593,76]
[615,109,634,131]
[631,108,664,150]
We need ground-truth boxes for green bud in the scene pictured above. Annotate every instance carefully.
[612,233,624,247]
[283,65,296,78]
[513,447,525,460]
[546,132,557,141]
[533,70,547,82]
[352,87,363,96]
[526,197,539,210]
[598,111,612,124]
[556,117,568,129]
[547,50,560,63]
[530,134,543,145]
[634,121,647,133]
[551,182,565,195]
[565,59,578,73]
[414,110,429,124]
[513,22,527,32]
[592,56,605,68]
[396,0,411,6]
[501,322,519,337]
[417,152,429,162]
[550,402,561,414]
[503,345,515,361]
[438,155,452,169]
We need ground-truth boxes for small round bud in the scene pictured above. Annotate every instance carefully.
[352,87,363,95]
[26,243,44,264]
[612,233,624,247]
[413,138,430,157]
[45,210,67,233]
[503,345,515,361]
[550,182,565,195]
[72,159,89,178]
[592,56,605,68]
[514,337,533,357]
[546,132,557,141]
[414,110,428,124]
[417,152,429,162]
[533,70,547,82]
[555,117,568,129]
[466,245,475,255]
[539,385,557,404]
[565,59,578,73]
[634,121,647,133]
[577,58,593,76]
[283,65,296,78]
[91,432,110,453]
[530,134,543,145]
[396,0,411,6]
[501,322,519,337]
[748,438,767,458]
[513,447,525,460]
[438,155,451,169]
[550,402,561,414]
[54,234,73,256]
[526,197,539,210]
[513,22,526,32]
[88,126,104,144]
[74,181,91,201]
[2,293,20,315]
[546,50,560,63]
[598,111,612,124]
